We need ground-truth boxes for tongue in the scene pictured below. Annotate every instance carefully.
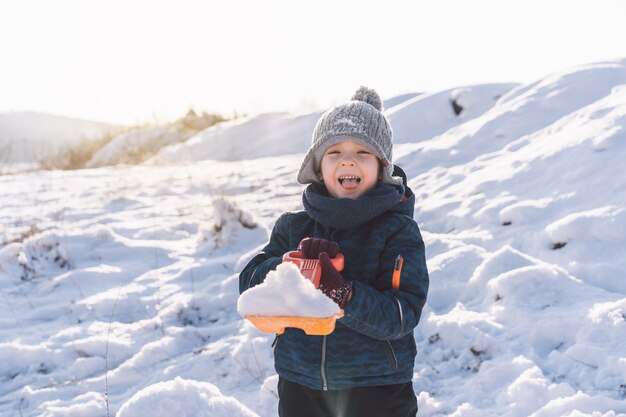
[341,179,359,190]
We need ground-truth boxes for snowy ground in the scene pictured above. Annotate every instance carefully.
[1,60,626,416]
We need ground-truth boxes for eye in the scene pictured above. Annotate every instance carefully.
[325,150,340,155]
[357,150,372,155]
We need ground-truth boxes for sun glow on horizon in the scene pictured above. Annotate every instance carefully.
[1,0,626,126]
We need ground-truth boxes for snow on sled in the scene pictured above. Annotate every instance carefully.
[238,251,345,336]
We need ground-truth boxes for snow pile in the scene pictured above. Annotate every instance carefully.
[408,79,626,293]
[416,243,626,416]
[116,377,259,417]
[398,60,626,175]
[0,229,69,278]
[237,262,340,317]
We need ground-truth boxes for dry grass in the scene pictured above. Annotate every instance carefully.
[38,109,237,170]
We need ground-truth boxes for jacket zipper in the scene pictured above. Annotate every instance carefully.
[320,229,333,391]
[321,335,328,390]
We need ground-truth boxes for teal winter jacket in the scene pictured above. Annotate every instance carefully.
[239,182,429,390]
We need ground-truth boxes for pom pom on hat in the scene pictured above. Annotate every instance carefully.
[351,86,383,111]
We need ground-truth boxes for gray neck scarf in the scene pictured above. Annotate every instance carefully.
[302,182,403,230]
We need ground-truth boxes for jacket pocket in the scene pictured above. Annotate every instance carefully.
[385,340,398,371]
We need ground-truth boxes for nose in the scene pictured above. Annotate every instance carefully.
[339,154,356,166]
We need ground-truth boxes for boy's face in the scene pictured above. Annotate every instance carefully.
[319,140,381,199]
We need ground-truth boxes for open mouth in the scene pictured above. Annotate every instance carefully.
[338,175,361,187]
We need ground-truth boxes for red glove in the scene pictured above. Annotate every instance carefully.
[298,237,339,259]
[318,252,353,309]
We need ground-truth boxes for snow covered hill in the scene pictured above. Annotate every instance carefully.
[0,111,120,166]
[85,111,227,168]
[1,60,625,417]
[155,84,515,164]
[155,111,322,163]
[85,126,195,168]
[388,83,518,144]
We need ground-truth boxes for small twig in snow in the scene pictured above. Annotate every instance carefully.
[565,354,598,369]
[104,284,123,417]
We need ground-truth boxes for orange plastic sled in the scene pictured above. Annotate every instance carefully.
[247,310,344,335]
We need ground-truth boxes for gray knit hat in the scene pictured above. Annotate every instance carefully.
[297,86,402,186]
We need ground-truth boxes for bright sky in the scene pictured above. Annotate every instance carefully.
[1,0,625,126]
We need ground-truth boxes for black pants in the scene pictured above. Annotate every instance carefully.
[278,377,418,417]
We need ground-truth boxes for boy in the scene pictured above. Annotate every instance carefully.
[239,86,429,417]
